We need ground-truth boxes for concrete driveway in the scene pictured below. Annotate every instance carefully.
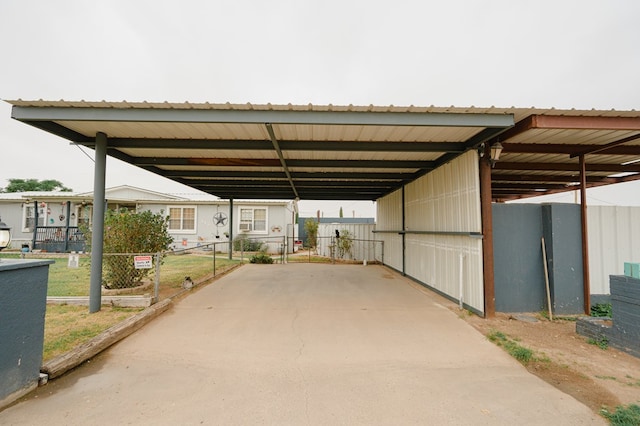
[0,264,604,425]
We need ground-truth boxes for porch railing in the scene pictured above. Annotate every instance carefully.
[34,226,85,253]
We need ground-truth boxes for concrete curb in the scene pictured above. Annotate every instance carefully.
[40,264,243,381]
[41,299,172,379]
[47,295,152,308]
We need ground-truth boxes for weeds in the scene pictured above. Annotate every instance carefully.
[538,311,578,321]
[600,404,640,425]
[588,336,609,350]
[591,303,612,318]
[487,330,534,364]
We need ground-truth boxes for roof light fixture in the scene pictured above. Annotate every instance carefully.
[489,142,503,168]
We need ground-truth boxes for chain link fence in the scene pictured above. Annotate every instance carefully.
[1,233,384,308]
[7,241,240,306]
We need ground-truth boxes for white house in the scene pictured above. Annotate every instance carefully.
[0,185,296,253]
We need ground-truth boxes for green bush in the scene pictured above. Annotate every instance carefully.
[304,219,318,249]
[84,209,172,289]
[233,235,264,252]
[336,229,354,259]
[249,253,274,264]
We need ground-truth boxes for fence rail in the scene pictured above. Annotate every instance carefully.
[2,234,384,308]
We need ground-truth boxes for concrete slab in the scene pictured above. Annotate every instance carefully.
[0,264,604,425]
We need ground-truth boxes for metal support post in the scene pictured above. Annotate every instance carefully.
[579,155,591,314]
[154,252,161,303]
[89,132,107,313]
[480,147,496,318]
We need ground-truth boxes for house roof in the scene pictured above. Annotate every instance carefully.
[8,100,640,202]
[0,185,291,206]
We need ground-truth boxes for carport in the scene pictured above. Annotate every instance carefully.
[8,100,640,316]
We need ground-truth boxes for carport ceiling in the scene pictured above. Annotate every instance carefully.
[9,100,640,202]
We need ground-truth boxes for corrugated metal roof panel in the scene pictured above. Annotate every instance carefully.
[7,99,640,201]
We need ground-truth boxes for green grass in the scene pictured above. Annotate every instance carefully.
[487,330,534,364]
[588,336,609,350]
[600,404,640,426]
[596,375,618,381]
[1,252,240,363]
[1,252,239,296]
[43,304,143,361]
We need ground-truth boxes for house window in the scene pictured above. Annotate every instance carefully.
[239,207,267,233]
[23,203,47,232]
[168,206,196,232]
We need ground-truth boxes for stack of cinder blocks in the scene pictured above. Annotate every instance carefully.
[576,262,640,358]
[609,263,640,355]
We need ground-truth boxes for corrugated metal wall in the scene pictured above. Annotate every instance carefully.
[375,188,404,271]
[316,223,379,261]
[376,150,484,313]
[588,206,640,294]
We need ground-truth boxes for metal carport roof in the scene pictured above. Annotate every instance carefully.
[8,100,640,202]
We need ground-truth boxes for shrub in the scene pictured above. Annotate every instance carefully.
[304,219,318,249]
[84,208,172,289]
[336,229,354,259]
[249,253,274,264]
[233,235,264,252]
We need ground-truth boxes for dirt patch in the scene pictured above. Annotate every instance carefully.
[458,310,640,415]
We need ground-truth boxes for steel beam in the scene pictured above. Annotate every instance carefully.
[161,170,412,180]
[11,105,515,128]
[503,143,640,155]
[134,157,435,169]
[106,138,467,153]
[570,133,640,158]
[494,162,640,172]
[265,123,298,199]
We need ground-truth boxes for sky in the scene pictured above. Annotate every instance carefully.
[1,0,639,217]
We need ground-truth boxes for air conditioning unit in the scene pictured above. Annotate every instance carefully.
[239,223,252,232]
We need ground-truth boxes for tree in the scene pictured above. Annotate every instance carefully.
[304,219,319,250]
[339,206,343,218]
[1,178,72,192]
[83,208,173,289]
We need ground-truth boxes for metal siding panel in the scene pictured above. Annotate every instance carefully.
[402,151,484,312]
[376,189,404,271]
[588,206,640,294]
[316,223,376,261]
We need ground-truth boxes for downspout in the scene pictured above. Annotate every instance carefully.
[480,147,496,318]
[89,132,107,313]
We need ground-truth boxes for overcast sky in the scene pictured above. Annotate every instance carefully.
[1,0,639,217]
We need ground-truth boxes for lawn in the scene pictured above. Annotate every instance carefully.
[43,304,143,362]
[1,252,240,296]
[1,251,240,362]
